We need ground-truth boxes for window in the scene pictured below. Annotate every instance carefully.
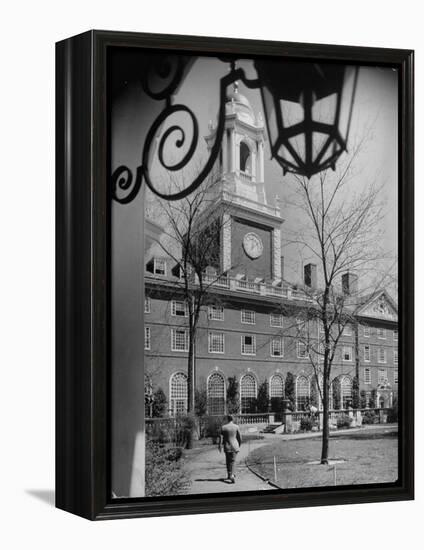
[154,258,166,276]
[207,372,225,415]
[208,331,225,354]
[241,334,256,355]
[364,345,371,362]
[393,329,398,341]
[394,367,398,384]
[394,349,398,364]
[378,368,387,384]
[270,374,284,398]
[144,326,151,350]
[240,373,257,413]
[270,313,283,327]
[377,327,386,339]
[340,376,353,408]
[241,309,255,324]
[239,142,252,173]
[271,338,284,357]
[297,341,309,358]
[343,324,352,336]
[144,296,151,313]
[171,300,188,317]
[170,372,188,415]
[319,321,325,334]
[342,346,353,362]
[296,376,310,410]
[363,325,370,337]
[171,328,189,352]
[364,367,371,384]
[208,305,224,321]
[378,347,387,363]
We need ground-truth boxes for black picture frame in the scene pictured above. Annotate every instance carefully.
[56,30,414,520]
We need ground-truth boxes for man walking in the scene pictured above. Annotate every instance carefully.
[218,415,242,483]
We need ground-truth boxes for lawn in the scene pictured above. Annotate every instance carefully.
[247,427,398,489]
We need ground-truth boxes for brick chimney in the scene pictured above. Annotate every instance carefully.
[304,263,317,289]
[342,272,358,295]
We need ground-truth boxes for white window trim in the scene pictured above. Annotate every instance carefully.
[154,258,167,276]
[171,299,188,317]
[144,296,151,313]
[394,367,398,384]
[208,305,224,321]
[343,325,352,336]
[297,341,309,359]
[342,346,353,362]
[241,334,256,355]
[393,329,398,341]
[171,328,189,352]
[377,328,387,339]
[394,349,398,364]
[144,326,151,350]
[241,309,256,325]
[270,338,284,357]
[208,331,225,354]
[363,326,370,337]
[378,347,387,363]
[270,313,283,328]
[364,345,371,362]
[378,367,388,384]
[364,367,371,385]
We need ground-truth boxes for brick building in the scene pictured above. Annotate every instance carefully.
[144,86,398,416]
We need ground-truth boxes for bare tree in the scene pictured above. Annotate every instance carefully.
[283,135,394,463]
[147,168,232,413]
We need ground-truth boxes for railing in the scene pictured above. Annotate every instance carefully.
[235,279,261,293]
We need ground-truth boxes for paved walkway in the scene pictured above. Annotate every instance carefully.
[184,439,273,494]
[183,424,397,495]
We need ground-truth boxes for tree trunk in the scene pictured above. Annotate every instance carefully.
[187,332,195,413]
[321,366,330,464]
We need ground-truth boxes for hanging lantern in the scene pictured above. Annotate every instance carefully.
[254,60,359,178]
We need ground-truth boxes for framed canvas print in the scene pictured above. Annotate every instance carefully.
[56,30,414,520]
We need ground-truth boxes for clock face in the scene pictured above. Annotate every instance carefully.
[243,232,263,259]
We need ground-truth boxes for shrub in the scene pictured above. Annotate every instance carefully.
[227,377,240,414]
[300,417,313,431]
[257,381,269,413]
[284,372,296,411]
[336,414,351,429]
[201,415,225,441]
[145,441,191,497]
[362,410,377,425]
[195,389,207,417]
[152,387,167,418]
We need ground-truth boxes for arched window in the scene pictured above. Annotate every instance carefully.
[270,374,284,398]
[170,372,188,416]
[239,142,252,173]
[296,375,310,411]
[240,373,257,413]
[207,372,226,415]
[340,376,353,409]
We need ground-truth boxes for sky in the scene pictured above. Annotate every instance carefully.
[112,52,398,292]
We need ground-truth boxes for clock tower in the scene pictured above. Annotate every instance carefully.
[204,83,283,281]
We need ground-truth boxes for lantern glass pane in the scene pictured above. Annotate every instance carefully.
[313,132,329,161]
[289,135,306,163]
[338,66,357,141]
[277,144,298,167]
[312,92,337,126]
[261,86,278,148]
[280,99,304,128]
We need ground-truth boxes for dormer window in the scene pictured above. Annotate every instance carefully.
[154,258,166,276]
